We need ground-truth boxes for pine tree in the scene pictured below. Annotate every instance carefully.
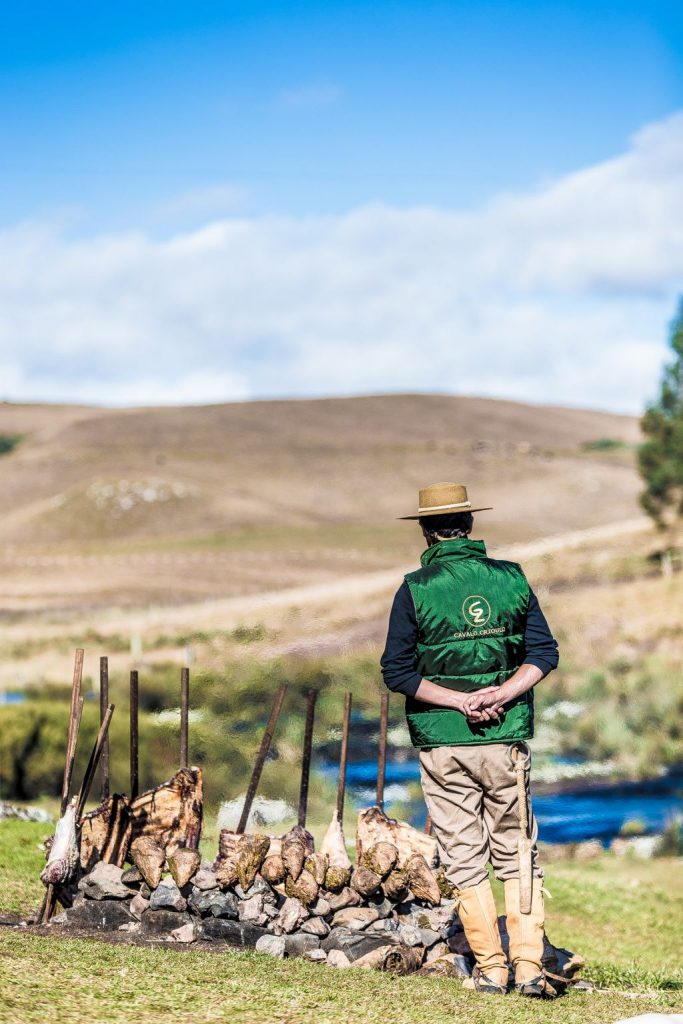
[638,300,683,536]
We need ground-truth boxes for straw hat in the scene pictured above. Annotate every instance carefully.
[398,481,493,520]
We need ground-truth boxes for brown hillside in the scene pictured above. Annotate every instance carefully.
[0,394,642,615]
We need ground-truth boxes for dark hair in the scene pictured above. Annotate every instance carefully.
[419,511,474,546]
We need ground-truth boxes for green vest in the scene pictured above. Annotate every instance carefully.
[404,538,533,748]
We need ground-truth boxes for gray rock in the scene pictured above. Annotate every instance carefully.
[284,933,321,958]
[309,897,331,917]
[140,909,192,936]
[263,904,279,919]
[188,888,238,919]
[276,897,309,934]
[193,864,219,891]
[326,949,351,968]
[150,881,187,913]
[235,878,278,905]
[326,887,362,912]
[367,917,398,934]
[419,928,441,947]
[255,934,286,958]
[300,916,330,936]
[451,953,474,977]
[78,863,131,901]
[238,894,265,922]
[60,899,133,930]
[121,867,143,887]
[170,922,196,943]
[399,924,423,947]
[417,905,454,934]
[331,907,379,931]
[198,918,268,947]
[321,927,398,963]
[118,921,139,933]
[366,894,393,919]
[303,947,327,963]
[425,941,449,962]
[129,893,150,920]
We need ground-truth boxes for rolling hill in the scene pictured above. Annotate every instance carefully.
[0,394,642,618]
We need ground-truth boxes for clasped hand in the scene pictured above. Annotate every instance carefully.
[459,686,506,722]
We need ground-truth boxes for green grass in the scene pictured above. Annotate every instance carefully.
[1,821,682,1023]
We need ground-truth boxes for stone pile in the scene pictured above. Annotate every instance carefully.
[52,809,585,984]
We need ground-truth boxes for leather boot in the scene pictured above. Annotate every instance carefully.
[455,879,509,994]
[504,877,557,998]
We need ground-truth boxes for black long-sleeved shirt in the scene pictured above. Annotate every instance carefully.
[381,581,559,698]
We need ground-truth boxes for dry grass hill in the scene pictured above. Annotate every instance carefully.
[0,394,641,621]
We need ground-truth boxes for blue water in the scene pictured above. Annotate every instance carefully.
[323,760,683,844]
[0,691,26,705]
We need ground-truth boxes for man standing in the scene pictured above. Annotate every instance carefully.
[381,482,559,997]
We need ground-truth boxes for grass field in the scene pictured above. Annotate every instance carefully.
[1,820,682,1024]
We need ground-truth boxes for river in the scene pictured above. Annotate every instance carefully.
[329,760,683,845]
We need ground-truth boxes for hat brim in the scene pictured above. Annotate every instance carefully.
[397,506,493,520]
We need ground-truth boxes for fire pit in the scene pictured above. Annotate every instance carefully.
[37,651,587,987]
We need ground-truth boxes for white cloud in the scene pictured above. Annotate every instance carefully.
[0,111,681,412]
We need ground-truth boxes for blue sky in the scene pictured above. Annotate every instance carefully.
[0,1,682,411]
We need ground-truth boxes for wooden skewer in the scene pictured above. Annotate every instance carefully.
[376,691,389,811]
[76,705,115,818]
[99,656,110,802]
[130,670,139,801]
[336,692,352,823]
[180,667,190,769]
[297,689,318,827]
[40,649,84,924]
[60,649,84,815]
[236,682,288,834]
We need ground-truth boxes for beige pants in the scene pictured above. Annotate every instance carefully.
[419,742,542,890]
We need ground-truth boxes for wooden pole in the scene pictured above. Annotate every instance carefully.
[99,656,110,802]
[376,691,389,811]
[180,666,189,769]
[424,812,433,835]
[297,690,318,827]
[129,670,139,801]
[76,705,115,818]
[236,682,288,834]
[40,649,84,924]
[336,692,352,823]
[60,649,84,815]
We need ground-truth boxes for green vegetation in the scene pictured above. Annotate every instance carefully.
[0,433,22,456]
[535,653,683,777]
[0,656,387,810]
[639,297,683,527]
[1,820,682,1024]
[3,640,682,809]
[581,437,628,452]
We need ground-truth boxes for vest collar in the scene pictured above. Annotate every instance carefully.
[420,538,487,567]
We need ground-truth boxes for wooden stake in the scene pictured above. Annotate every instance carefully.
[236,682,288,834]
[99,656,110,802]
[180,667,189,768]
[60,649,84,815]
[129,670,139,800]
[297,689,318,827]
[336,692,352,823]
[424,812,433,835]
[76,704,115,818]
[40,649,84,924]
[376,691,389,811]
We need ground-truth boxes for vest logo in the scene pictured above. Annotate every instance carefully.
[462,595,491,627]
